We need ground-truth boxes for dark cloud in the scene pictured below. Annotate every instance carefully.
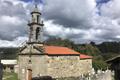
[96,0,111,4]
[0,21,27,41]
[41,0,120,43]
[42,0,95,29]
[0,0,29,41]
[0,1,28,20]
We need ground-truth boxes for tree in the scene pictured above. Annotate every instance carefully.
[45,37,75,48]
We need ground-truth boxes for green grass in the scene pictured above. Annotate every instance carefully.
[3,72,18,80]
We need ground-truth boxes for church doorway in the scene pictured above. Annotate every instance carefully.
[26,69,32,80]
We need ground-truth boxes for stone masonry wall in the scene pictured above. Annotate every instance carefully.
[78,59,92,74]
[18,55,48,80]
[18,55,92,80]
[47,56,92,78]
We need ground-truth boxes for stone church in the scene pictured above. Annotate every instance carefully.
[18,5,92,80]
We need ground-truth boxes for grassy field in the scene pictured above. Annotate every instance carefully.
[3,72,18,80]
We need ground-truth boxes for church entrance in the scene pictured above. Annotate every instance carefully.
[26,69,32,80]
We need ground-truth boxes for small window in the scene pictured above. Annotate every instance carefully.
[29,60,32,63]
[37,15,39,23]
[36,27,40,40]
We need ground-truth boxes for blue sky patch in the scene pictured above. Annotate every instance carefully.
[96,0,111,15]
[20,0,44,4]
[20,0,32,2]
[96,0,111,4]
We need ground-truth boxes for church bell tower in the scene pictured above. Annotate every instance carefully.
[28,4,44,43]
[19,4,45,55]
[18,4,46,80]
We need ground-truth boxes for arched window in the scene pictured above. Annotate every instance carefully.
[37,15,39,23]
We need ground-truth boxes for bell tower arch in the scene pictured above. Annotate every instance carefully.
[28,4,44,43]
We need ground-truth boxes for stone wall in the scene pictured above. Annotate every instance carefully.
[47,56,92,78]
[18,55,48,80]
[79,59,92,74]
[18,55,92,80]
[55,70,114,80]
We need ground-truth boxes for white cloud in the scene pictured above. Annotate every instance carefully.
[0,36,27,47]
[43,0,120,43]
[1,0,28,7]
[43,0,97,28]
[1,16,23,25]
[100,0,120,19]
[0,0,29,46]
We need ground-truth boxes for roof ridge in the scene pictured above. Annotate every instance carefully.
[45,45,72,49]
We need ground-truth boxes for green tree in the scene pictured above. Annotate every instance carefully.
[45,37,75,48]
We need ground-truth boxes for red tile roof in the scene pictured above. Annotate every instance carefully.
[44,46,79,55]
[80,54,92,59]
[44,46,92,59]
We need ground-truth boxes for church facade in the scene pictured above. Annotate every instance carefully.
[18,5,92,80]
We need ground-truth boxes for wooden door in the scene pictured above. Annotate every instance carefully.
[26,69,32,80]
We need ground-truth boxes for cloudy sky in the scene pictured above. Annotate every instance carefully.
[0,0,120,47]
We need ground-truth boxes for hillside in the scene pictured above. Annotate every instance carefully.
[0,47,18,59]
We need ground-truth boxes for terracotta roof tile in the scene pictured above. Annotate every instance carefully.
[44,46,92,59]
[80,54,92,59]
[44,46,80,55]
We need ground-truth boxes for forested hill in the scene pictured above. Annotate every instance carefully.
[0,40,119,59]
[0,47,18,59]
[45,38,120,59]
[0,37,120,70]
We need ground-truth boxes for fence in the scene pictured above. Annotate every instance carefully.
[79,69,114,80]
[55,69,114,80]
[32,69,114,80]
